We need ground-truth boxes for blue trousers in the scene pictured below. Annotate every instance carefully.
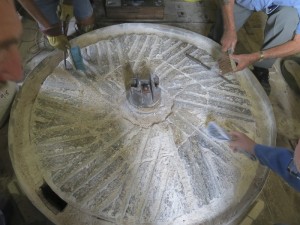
[34,0,93,29]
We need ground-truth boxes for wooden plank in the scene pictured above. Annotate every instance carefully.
[106,6,164,19]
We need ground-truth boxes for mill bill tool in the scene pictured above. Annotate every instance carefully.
[218,49,236,76]
[62,15,85,71]
[186,53,232,83]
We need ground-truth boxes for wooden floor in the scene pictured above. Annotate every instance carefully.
[1,2,300,224]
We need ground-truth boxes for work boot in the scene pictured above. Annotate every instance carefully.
[280,56,300,95]
[251,66,271,95]
[76,23,95,34]
[76,15,95,35]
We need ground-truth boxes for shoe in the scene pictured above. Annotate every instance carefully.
[75,23,95,35]
[251,66,271,95]
[280,57,300,95]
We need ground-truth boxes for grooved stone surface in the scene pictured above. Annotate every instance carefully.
[9,24,276,225]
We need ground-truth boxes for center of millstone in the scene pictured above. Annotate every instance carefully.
[121,61,173,128]
[127,73,161,109]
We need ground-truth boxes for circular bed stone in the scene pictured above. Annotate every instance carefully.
[9,23,276,225]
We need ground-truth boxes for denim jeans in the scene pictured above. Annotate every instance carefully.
[34,0,93,29]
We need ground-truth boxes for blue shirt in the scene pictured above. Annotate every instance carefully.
[236,0,300,34]
[254,144,300,192]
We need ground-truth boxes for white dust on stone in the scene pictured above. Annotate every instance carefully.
[29,32,268,224]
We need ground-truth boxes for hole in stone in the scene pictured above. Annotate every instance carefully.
[38,182,67,214]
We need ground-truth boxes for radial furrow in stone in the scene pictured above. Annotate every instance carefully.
[61,127,144,193]
[148,35,162,59]
[75,156,127,203]
[178,137,220,206]
[85,162,128,210]
[92,42,111,75]
[161,41,186,62]
[164,46,192,68]
[208,89,251,106]
[217,83,246,95]
[195,131,232,163]
[131,36,153,70]
[145,161,180,223]
[176,92,208,105]
[208,98,252,115]
[50,123,136,184]
[128,35,147,61]
[188,71,225,84]
[174,97,253,122]
[72,129,148,201]
[168,112,198,137]
[40,151,86,171]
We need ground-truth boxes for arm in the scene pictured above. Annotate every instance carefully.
[255,144,300,192]
[218,0,237,52]
[18,0,52,29]
[232,34,300,71]
[229,131,300,192]
[18,0,70,50]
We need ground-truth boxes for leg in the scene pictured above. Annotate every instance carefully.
[34,0,60,29]
[72,0,95,33]
[251,6,298,95]
[209,3,253,44]
[254,6,299,69]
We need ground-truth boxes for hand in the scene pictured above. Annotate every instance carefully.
[57,3,73,22]
[220,29,237,53]
[228,131,256,155]
[231,53,259,72]
[47,35,70,51]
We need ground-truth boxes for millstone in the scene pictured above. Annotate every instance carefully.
[9,24,276,225]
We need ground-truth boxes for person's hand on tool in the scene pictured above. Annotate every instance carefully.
[42,25,71,51]
[231,53,261,72]
[220,29,237,53]
[228,131,256,155]
[47,35,70,51]
[57,2,73,22]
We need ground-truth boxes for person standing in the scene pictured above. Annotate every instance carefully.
[18,0,95,51]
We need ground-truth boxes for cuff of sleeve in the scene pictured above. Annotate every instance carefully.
[254,144,293,169]
[254,144,300,192]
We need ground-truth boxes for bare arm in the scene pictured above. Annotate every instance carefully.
[260,34,300,59]
[232,34,300,71]
[218,0,237,52]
